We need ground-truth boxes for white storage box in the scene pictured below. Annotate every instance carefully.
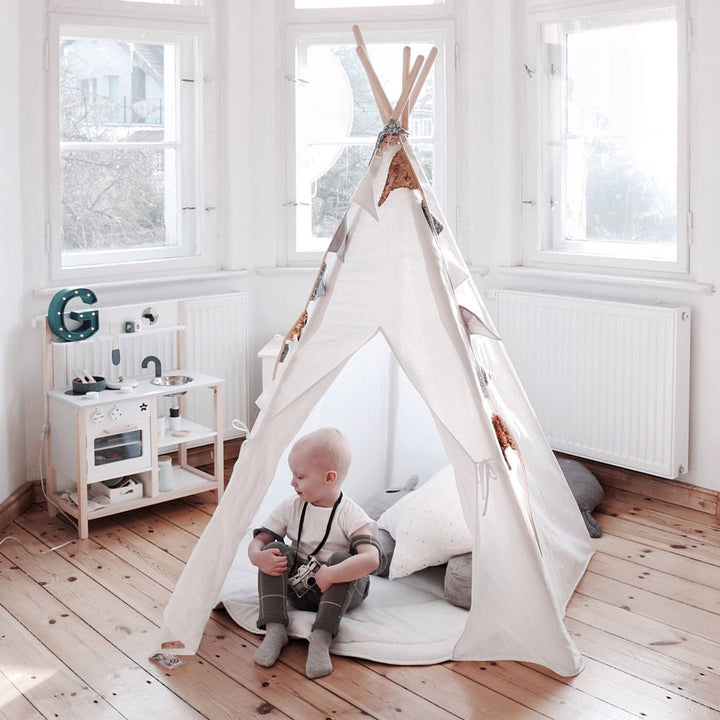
[96,476,143,504]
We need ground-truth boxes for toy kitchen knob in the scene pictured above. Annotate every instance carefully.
[109,405,123,421]
[92,409,105,424]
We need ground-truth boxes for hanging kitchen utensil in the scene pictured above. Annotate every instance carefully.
[110,322,121,366]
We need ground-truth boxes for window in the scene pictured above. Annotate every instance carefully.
[523,3,689,273]
[47,1,216,281]
[287,25,449,262]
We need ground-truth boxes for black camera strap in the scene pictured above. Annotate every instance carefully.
[294,492,343,566]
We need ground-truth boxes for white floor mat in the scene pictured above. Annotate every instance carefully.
[217,533,470,665]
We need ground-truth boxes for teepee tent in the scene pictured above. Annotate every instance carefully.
[156,28,594,677]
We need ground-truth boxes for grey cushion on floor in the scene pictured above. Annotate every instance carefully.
[557,457,604,538]
[444,553,472,609]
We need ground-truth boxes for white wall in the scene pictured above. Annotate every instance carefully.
[0,0,27,503]
[3,0,720,508]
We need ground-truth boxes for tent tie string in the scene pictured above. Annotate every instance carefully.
[477,460,494,517]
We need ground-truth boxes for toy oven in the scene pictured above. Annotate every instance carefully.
[49,397,153,489]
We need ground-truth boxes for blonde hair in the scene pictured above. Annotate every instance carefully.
[293,427,352,482]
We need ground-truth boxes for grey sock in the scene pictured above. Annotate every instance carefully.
[254,623,288,667]
[306,628,333,679]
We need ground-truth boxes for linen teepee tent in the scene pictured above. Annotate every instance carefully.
[156,28,594,677]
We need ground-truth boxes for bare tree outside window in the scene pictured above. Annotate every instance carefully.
[59,37,179,256]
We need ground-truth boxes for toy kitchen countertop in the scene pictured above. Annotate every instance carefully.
[48,370,225,406]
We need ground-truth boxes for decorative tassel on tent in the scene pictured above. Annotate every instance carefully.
[328,214,349,261]
[421,200,444,235]
[475,367,492,398]
[273,310,308,380]
[374,118,408,153]
[459,306,501,341]
[491,412,518,470]
[311,263,328,300]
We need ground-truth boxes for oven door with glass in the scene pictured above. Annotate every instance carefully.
[85,400,152,482]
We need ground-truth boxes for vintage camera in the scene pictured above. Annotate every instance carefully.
[288,557,322,597]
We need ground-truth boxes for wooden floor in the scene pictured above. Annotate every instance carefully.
[2,474,720,719]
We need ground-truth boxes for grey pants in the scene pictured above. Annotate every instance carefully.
[257,541,370,635]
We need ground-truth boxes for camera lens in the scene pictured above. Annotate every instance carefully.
[307,576,316,587]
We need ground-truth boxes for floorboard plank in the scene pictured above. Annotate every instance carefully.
[364,661,565,720]
[578,570,720,643]
[279,642,465,720]
[592,531,720,588]
[590,551,720,615]
[599,495,720,546]
[151,500,213,538]
[596,514,720,570]
[601,485,720,530]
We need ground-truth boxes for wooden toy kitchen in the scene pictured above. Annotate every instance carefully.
[39,291,239,539]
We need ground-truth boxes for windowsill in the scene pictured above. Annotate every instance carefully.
[33,268,249,298]
[256,264,492,277]
[496,266,715,295]
[255,266,320,276]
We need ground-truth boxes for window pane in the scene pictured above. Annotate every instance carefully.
[295,40,436,253]
[61,148,175,252]
[61,38,174,142]
[565,138,676,247]
[58,30,191,266]
[543,15,678,262]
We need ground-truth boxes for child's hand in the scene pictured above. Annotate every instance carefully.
[254,547,288,576]
[313,564,334,593]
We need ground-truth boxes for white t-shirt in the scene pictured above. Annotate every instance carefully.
[260,494,377,565]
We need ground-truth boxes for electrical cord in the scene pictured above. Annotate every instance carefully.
[0,427,79,556]
[0,535,74,556]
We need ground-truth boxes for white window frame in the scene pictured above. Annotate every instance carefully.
[521,0,690,276]
[46,1,218,283]
[282,2,455,267]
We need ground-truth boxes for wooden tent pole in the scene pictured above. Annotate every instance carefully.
[401,46,411,130]
[406,46,438,116]
[356,46,392,123]
[353,25,393,123]
[391,54,424,122]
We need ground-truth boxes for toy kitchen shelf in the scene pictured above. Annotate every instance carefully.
[46,371,225,539]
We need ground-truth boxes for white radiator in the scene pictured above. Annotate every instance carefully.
[181,294,249,436]
[51,292,248,438]
[496,291,691,479]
